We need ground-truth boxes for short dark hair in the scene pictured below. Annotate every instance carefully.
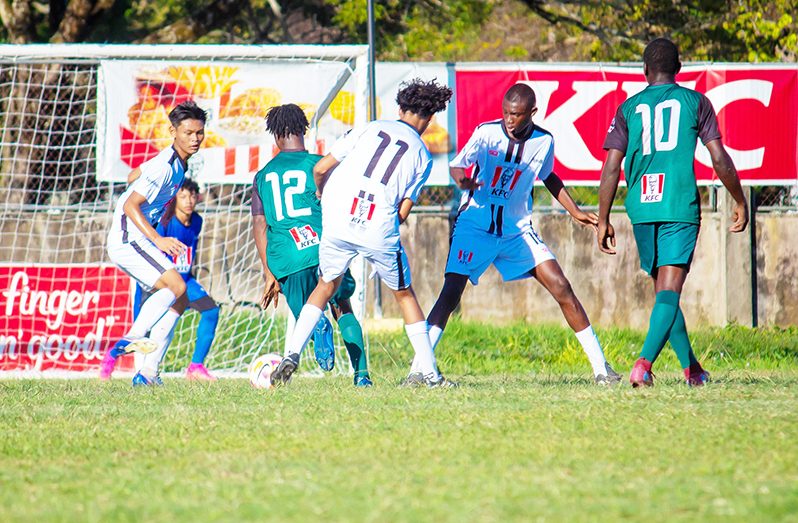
[180,178,200,195]
[168,101,207,128]
[644,38,681,76]
[504,84,536,109]
[265,104,309,139]
[396,78,452,118]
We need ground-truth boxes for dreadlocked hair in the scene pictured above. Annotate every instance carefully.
[396,78,453,118]
[266,104,309,139]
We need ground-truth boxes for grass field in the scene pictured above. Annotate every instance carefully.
[2,322,797,522]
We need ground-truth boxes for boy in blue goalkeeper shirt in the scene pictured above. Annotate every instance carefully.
[101,178,220,381]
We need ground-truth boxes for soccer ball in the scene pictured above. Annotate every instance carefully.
[248,353,283,389]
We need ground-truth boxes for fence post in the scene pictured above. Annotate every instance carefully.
[718,188,755,326]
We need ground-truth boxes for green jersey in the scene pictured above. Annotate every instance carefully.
[603,83,721,225]
[251,151,323,280]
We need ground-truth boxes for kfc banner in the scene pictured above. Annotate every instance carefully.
[455,64,798,185]
[0,265,133,373]
[98,60,353,183]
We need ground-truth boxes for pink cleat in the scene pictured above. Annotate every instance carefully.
[629,357,655,388]
[99,349,119,381]
[186,363,217,382]
[685,361,711,387]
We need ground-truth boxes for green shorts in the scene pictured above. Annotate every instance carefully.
[632,222,700,276]
[279,265,356,319]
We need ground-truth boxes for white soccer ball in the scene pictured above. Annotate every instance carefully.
[248,353,283,389]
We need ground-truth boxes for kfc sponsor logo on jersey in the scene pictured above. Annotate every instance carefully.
[171,246,193,273]
[641,173,665,203]
[489,165,522,199]
[289,225,320,250]
[349,190,376,227]
[457,249,474,264]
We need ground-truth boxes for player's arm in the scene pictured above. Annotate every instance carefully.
[450,167,483,191]
[705,140,748,232]
[596,148,624,255]
[122,191,185,257]
[543,172,598,231]
[398,198,414,224]
[312,154,340,197]
[449,126,483,191]
[127,168,142,184]
[250,184,280,308]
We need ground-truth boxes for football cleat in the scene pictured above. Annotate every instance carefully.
[401,372,426,387]
[132,372,163,387]
[424,374,458,388]
[313,316,335,372]
[114,337,158,355]
[270,353,299,386]
[186,363,217,382]
[98,348,123,381]
[629,357,655,388]
[354,375,373,388]
[594,362,623,386]
[685,362,711,387]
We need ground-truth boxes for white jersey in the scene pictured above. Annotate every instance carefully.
[451,120,554,238]
[108,147,186,246]
[321,120,431,250]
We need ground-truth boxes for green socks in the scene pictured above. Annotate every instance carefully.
[640,290,680,365]
[337,313,369,379]
[669,307,697,369]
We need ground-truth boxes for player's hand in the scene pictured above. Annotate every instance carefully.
[456,176,483,191]
[260,274,281,309]
[154,236,187,257]
[729,201,749,233]
[597,221,616,255]
[571,210,599,232]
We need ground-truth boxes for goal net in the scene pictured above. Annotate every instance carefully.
[0,44,370,378]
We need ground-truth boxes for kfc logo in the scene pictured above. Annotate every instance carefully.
[641,173,665,203]
[457,249,474,264]
[289,225,320,250]
[490,165,522,199]
[349,190,376,227]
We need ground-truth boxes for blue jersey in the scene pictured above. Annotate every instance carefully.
[157,213,202,281]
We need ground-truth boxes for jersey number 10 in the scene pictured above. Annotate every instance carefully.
[635,99,682,155]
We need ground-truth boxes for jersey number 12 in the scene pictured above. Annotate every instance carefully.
[264,170,312,221]
[635,99,681,155]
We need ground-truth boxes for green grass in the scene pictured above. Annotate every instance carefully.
[1,322,798,522]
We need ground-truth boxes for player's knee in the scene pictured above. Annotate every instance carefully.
[550,277,575,302]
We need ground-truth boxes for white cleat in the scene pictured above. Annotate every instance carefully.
[125,337,158,355]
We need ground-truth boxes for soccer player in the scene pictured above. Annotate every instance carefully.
[271,78,454,387]
[598,38,748,387]
[130,178,220,381]
[251,103,372,387]
[418,83,622,385]
[100,101,206,386]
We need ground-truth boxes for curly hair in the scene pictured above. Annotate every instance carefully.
[396,78,453,118]
[644,38,680,76]
[181,177,200,195]
[265,103,309,139]
[168,101,207,128]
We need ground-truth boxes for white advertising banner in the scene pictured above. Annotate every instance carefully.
[98,60,352,184]
[98,60,455,185]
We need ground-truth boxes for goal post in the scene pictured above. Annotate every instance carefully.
[0,44,370,377]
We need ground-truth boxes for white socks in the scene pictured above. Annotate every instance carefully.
[136,309,180,377]
[286,304,323,358]
[127,288,176,339]
[574,325,607,376]
[405,321,440,380]
[410,324,443,374]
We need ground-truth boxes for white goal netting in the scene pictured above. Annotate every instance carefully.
[0,44,370,378]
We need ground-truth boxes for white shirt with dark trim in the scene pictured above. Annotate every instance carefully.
[321,119,432,251]
[109,147,186,245]
[450,120,554,237]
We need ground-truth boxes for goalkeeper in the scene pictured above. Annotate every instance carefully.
[251,103,371,387]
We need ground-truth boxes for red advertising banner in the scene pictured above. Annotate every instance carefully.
[0,265,134,373]
[455,64,798,185]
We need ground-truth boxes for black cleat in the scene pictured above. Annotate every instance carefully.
[594,362,623,386]
[271,353,299,386]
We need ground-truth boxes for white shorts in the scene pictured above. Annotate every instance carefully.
[319,236,412,291]
[107,238,175,292]
[445,227,556,285]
